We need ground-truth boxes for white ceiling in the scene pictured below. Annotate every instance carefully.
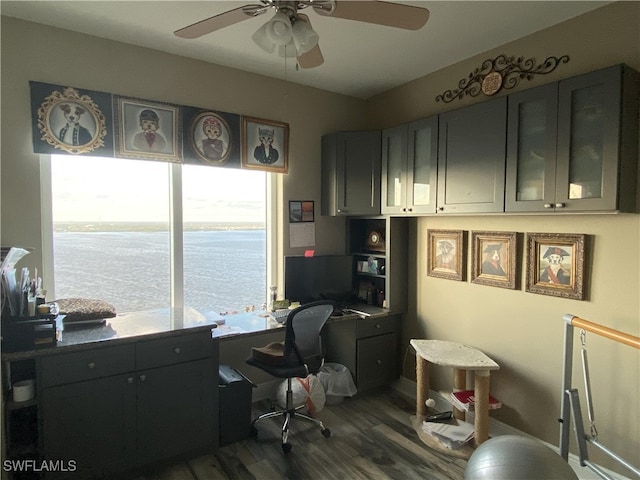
[1,1,610,99]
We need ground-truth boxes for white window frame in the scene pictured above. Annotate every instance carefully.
[39,155,278,313]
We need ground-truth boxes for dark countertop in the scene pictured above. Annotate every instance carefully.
[1,305,392,360]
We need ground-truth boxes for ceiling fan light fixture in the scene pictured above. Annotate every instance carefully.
[251,22,276,53]
[265,11,293,46]
[278,40,298,58]
[291,17,319,55]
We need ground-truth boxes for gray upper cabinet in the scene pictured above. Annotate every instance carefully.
[381,117,438,215]
[321,131,381,216]
[505,83,559,212]
[437,96,507,214]
[507,64,639,213]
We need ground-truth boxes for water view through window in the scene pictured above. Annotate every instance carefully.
[51,156,267,315]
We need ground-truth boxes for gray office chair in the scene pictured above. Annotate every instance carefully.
[246,300,334,453]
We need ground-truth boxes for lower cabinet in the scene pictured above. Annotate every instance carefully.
[323,315,399,392]
[40,330,218,477]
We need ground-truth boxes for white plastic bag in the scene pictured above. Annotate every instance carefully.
[277,374,326,414]
[317,363,357,403]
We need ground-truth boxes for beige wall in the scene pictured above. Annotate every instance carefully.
[367,2,640,473]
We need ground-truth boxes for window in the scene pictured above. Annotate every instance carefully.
[46,155,270,315]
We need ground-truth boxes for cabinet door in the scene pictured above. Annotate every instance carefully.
[555,65,623,211]
[43,373,136,477]
[340,131,381,216]
[505,83,559,212]
[321,131,381,216]
[356,332,398,392]
[437,97,507,213]
[322,318,357,377]
[407,117,438,214]
[136,358,215,465]
[381,124,408,214]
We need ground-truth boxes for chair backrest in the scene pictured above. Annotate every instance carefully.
[285,300,334,374]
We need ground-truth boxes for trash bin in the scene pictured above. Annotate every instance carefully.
[317,363,357,405]
[218,365,253,446]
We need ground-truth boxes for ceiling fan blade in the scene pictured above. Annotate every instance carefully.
[314,1,429,30]
[174,5,267,39]
[298,44,324,68]
[295,14,324,68]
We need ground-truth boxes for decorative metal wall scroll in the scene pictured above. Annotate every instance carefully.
[435,54,570,103]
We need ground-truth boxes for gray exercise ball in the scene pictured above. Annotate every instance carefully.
[464,435,578,480]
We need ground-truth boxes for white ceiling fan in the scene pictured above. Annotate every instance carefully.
[174,1,430,69]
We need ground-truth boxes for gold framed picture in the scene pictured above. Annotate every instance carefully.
[470,231,518,289]
[36,85,107,155]
[113,96,182,162]
[241,116,289,173]
[427,229,466,281]
[526,233,587,300]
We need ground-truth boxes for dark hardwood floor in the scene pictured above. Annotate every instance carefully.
[132,388,467,480]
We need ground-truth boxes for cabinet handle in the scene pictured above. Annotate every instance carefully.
[544,203,553,209]
[555,202,566,208]
[408,208,412,212]
[88,362,96,369]
[402,208,407,212]
[127,377,134,384]
[139,374,146,382]
[376,360,383,365]
[173,347,181,354]
[375,324,381,329]
[438,206,444,211]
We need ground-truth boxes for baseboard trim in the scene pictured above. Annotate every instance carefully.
[392,377,630,480]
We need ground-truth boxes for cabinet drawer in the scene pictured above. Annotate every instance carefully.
[136,331,212,370]
[356,315,397,338]
[41,344,135,387]
[356,332,398,391]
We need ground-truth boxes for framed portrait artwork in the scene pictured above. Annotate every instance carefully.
[35,84,108,155]
[241,116,289,173]
[427,230,466,281]
[470,231,518,289]
[114,96,182,162]
[526,233,587,300]
[188,111,234,165]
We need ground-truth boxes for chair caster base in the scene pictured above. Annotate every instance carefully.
[249,425,258,438]
[321,428,331,438]
[282,442,292,454]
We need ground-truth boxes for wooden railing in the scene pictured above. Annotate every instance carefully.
[559,314,640,480]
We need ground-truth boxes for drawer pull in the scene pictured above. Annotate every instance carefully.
[127,377,134,384]
[139,374,146,382]
[375,324,381,329]
[88,362,96,369]
[174,347,181,354]
[376,360,383,365]
[544,203,553,209]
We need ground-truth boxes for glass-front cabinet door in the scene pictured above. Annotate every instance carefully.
[507,65,637,213]
[406,117,438,214]
[381,117,438,215]
[505,83,558,212]
[555,66,623,212]
[381,124,407,214]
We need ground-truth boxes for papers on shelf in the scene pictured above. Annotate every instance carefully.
[450,389,502,412]
[421,419,474,449]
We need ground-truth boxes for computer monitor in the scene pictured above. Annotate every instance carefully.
[284,255,353,304]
